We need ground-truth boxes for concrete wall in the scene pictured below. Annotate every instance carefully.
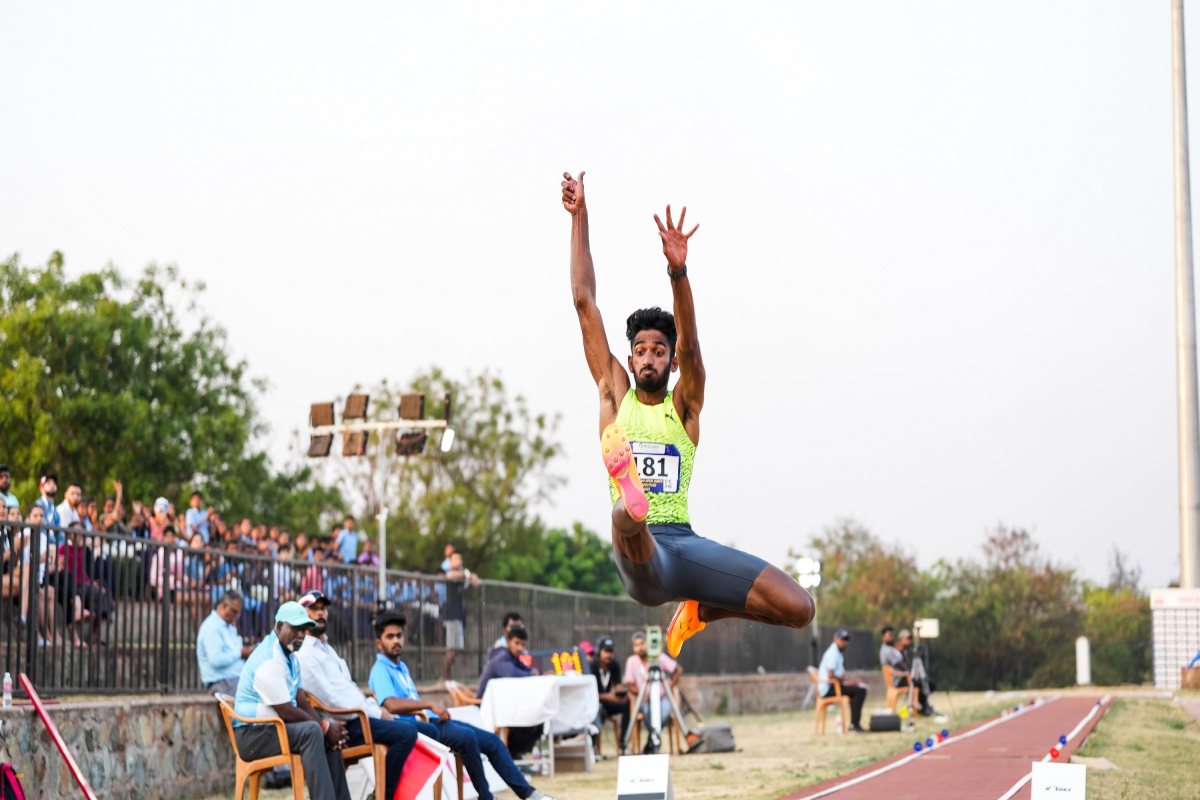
[680,670,886,716]
[0,695,234,800]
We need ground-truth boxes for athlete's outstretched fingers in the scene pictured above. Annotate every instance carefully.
[665,204,674,230]
[654,214,667,234]
[677,207,686,231]
[685,224,699,239]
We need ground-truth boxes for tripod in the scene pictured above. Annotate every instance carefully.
[622,664,689,754]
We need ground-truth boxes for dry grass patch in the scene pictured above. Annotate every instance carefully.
[1075,696,1200,800]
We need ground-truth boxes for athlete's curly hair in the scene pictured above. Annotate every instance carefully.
[626,307,677,356]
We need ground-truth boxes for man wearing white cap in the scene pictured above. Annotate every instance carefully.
[233,601,351,800]
[296,589,419,800]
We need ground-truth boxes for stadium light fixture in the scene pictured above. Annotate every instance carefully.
[396,431,428,457]
[796,556,822,589]
[310,402,335,427]
[342,431,368,457]
[307,434,334,458]
[343,393,370,420]
[399,393,425,420]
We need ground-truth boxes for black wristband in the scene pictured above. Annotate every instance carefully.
[668,264,688,281]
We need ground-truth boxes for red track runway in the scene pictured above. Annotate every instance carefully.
[778,695,1112,800]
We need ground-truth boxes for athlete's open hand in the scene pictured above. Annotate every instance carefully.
[562,171,585,214]
[654,205,698,270]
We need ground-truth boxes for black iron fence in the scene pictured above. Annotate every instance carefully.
[0,523,872,695]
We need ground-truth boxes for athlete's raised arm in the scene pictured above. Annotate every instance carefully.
[654,205,704,434]
[564,171,630,426]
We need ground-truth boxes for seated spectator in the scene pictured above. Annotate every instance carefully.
[197,589,253,695]
[296,590,418,800]
[233,602,351,800]
[369,613,563,800]
[149,526,185,600]
[478,626,535,695]
[818,628,867,733]
[885,628,935,716]
[591,636,630,748]
[493,611,523,649]
[20,505,58,643]
[185,491,212,544]
[624,631,684,738]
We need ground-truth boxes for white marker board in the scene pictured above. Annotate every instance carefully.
[1031,762,1086,799]
[616,754,673,800]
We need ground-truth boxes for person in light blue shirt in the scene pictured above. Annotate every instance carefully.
[184,491,211,544]
[369,612,561,800]
[817,628,867,732]
[335,516,358,564]
[196,589,252,695]
[233,602,350,800]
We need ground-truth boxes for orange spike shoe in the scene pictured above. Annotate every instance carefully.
[602,423,649,522]
[667,599,706,657]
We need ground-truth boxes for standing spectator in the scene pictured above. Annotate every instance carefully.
[624,631,683,746]
[233,603,351,800]
[591,636,630,748]
[441,551,478,681]
[294,532,310,561]
[336,517,359,564]
[818,628,867,733]
[237,518,254,547]
[493,612,523,649]
[22,505,58,643]
[57,482,83,530]
[440,542,456,572]
[149,498,171,541]
[301,548,326,594]
[74,495,93,532]
[185,491,212,544]
[197,589,253,695]
[0,465,19,509]
[34,475,61,533]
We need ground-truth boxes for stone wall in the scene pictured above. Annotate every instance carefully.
[680,670,887,716]
[0,695,234,800]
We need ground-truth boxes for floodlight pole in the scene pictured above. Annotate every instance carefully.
[313,419,448,606]
[1174,0,1200,588]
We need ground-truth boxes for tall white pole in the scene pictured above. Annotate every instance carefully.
[1174,0,1200,589]
[376,433,390,606]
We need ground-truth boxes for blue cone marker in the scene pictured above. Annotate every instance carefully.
[914,742,923,752]
[1059,735,1067,746]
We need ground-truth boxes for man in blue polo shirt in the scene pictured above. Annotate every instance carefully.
[369,612,565,800]
[234,601,351,800]
[817,628,867,733]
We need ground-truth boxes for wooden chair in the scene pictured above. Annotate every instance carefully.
[627,687,683,755]
[306,696,388,798]
[308,695,466,800]
[444,680,483,707]
[881,665,910,713]
[808,667,850,735]
[216,694,305,800]
[595,713,623,757]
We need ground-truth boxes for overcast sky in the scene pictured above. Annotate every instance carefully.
[1,3,1192,587]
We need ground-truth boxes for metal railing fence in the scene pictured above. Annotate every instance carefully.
[0,523,872,695]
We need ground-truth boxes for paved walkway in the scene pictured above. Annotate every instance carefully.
[778,695,1111,800]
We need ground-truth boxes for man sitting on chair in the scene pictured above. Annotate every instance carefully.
[818,628,867,733]
[883,628,934,716]
[477,625,542,758]
[369,612,565,800]
[295,590,419,800]
[591,636,630,749]
[233,601,351,800]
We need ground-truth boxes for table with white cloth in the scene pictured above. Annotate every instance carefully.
[479,673,600,776]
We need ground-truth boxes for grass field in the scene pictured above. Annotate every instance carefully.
[1074,695,1200,800]
[217,690,1200,800]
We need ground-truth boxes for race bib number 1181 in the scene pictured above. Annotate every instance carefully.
[630,442,681,493]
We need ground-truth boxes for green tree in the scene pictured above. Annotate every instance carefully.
[798,518,933,633]
[1082,548,1151,686]
[490,522,624,595]
[932,526,1083,690]
[0,251,342,532]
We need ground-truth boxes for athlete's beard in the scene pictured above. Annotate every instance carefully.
[634,365,670,393]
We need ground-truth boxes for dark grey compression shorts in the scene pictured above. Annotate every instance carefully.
[613,523,771,611]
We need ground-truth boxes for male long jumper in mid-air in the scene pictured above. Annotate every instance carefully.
[562,171,816,657]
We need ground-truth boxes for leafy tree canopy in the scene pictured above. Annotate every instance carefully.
[0,251,341,531]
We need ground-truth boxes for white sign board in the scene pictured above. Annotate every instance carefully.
[616,754,673,800]
[914,618,940,639]
[1031,762,1086,799]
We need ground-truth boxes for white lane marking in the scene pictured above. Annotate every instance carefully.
[787,696,1060,800]
[994,696,1111,800]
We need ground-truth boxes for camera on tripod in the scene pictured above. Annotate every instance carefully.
[622,625,689,755]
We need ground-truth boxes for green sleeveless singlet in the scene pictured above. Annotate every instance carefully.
[608,388,695,525]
